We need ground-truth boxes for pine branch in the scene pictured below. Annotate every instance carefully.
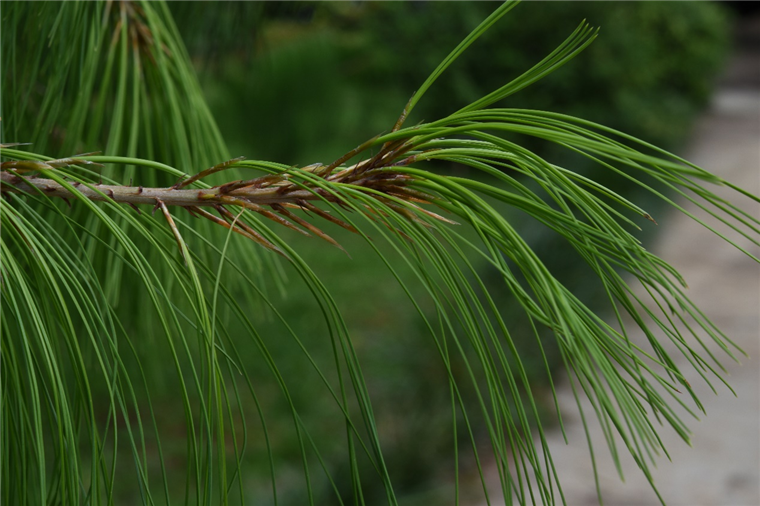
[0,147,435,254]
[3,2,756,503]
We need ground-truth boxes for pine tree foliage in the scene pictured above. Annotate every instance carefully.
[1,1,758,504]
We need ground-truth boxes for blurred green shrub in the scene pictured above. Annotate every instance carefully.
[174,1,729,159]
[348,2,730,149]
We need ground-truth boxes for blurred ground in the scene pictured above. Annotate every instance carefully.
[483,13,760,506]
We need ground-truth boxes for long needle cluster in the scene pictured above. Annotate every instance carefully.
[3,1,760,504]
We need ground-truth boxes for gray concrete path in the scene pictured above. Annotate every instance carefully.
[482,33,760,506]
